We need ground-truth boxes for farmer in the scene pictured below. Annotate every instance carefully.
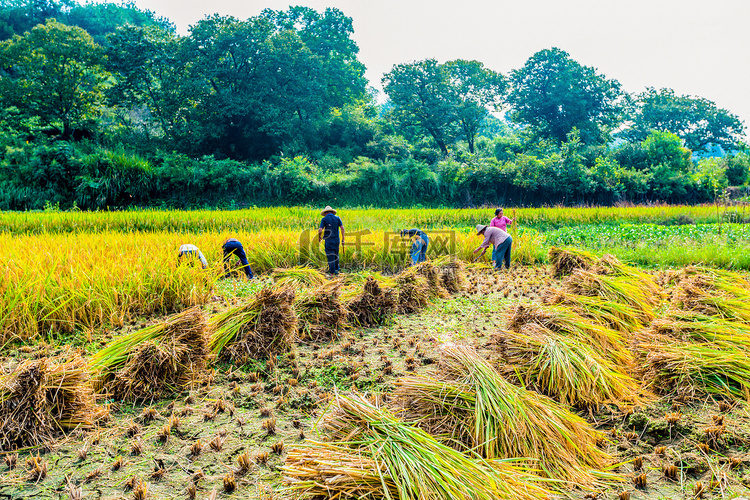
[178,243,208,269]
[400,228,429,266]
[222,238,254,279]
[473,224,512,269]
[490,208,514,232]
[318,206,345,275]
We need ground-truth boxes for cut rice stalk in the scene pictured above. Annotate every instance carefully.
[303,391,553,500]
[342,276,397,327]
[295,282,347,342]
[499,325,645,408]
[90,307,209,401]
[562,270,658,322]
[543,289,644,333]
[209,286,297,362]
[271,267,329,289]
[637,332,750,400]
[506,302,633,366]
[395,345,614,487]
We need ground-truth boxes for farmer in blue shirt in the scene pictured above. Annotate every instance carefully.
[318,206,345,275]
[400,229,429,266]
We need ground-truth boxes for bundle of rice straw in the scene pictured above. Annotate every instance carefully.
[90,307,209,401]
[271,266,330,289]
[413,261,450,299]
[671,277,750,323]
[672,266,750,300]
[636,332,750,400]
[394,268,431,314]
[209,286,297,362]
[295,282,347,341]
[283,391,552,500]
[0,354,106,449]
[433,256,466,294]
[562,270,658,323]
[506,302,632,366]
[342,276,397,327]
[498,324,644,408]
[548,247,599,277]
[395,345,614,486]
[542,288,645,333]
[651,311,750,346]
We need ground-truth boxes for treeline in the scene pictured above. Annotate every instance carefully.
[0,1,747,209]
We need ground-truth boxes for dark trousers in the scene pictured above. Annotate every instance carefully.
[492,236,512,269]
[325,241,340,275]
[223,241,254,279]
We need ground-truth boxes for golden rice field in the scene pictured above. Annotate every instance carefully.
[3,207,750,500]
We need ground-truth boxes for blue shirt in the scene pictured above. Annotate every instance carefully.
[319,214,343,244]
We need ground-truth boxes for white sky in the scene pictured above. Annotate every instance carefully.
[128,0,750,139]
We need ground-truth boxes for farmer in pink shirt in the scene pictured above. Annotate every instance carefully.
[473,224,512,269]
[490,208,513,232]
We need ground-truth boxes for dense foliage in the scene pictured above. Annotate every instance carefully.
[0,0,747,209]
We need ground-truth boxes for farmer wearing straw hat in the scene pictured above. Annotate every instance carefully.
[473,224,512,269]
[318,206,345,275]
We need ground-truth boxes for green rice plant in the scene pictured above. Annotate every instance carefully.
[637,333,750,400]
[506,302,633,366]
[654,311,750,347]
[394,345,614,487]
[501,324,645,408]
[542,289,644,333]
[294,391,553,500]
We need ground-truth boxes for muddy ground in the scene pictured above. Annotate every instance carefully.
[2,266,750,500]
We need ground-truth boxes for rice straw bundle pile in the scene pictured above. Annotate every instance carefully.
[671,277,750,323]
[562,270,659,323]
[0,354,105,449]
[651,311,750,347]
[90,307,209,401]
[542,288,645,333]
[673,266,750,300]
[433,256,466,294]
[271,266,330,290]
[283,392,552,500]
[506,302,632,365]
[499,324,643,407]
[413,261,450,299]
[548,247,599,277]
[342,276,397,327]
[295,282,347,341]
[394,268,431,314]
[209,286,297,362]
[636,333,750,400]
[394,345,613,486]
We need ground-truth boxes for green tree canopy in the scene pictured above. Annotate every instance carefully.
[383,58,504,155]
[0,18,108,135]
[623,87,745,152]
[507,47,624,144]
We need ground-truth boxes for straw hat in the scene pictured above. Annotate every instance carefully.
[321,205,337,215]
[475,224,487,234]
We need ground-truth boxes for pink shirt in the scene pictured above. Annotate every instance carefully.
[479,227,509,249]
[490,216,512,232]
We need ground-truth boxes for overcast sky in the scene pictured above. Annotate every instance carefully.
[128,0,750,139]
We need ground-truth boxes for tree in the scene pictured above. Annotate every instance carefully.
[0,19,108,136]
[383,59,455,156]
[507,47,624,144]
[64,1,173,46]
[443,59,505,154]
[623,87,745,152]
[0,0,69,40]
[106,24,192,145]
